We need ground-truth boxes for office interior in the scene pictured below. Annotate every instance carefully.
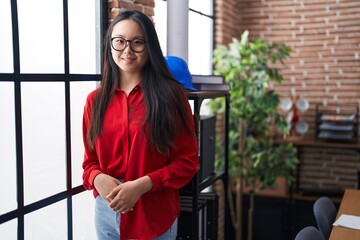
[1,0,360,239]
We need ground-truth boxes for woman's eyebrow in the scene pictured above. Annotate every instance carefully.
[111,34,145,39]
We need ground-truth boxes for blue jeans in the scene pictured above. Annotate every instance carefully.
[94,195,178,240]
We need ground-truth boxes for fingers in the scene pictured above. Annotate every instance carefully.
[106,191,116,202]
[106,181,139,213]
[108,194,135,213]
[106,189,133,213]
[109,199,133,213]
[94,174,122,203]
[117,208,134,214]
[113,203,134,214]
[106,184,122,202]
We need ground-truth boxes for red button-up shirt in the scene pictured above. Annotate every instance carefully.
[82,85,199,239]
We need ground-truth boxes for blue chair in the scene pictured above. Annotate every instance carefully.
[313,196,337,240]
[295,226,324,240]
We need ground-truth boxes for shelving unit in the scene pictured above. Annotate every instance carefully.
[315,104,359,142]
[177,91,230,240]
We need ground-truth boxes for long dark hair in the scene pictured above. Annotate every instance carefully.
[87,10,193,155]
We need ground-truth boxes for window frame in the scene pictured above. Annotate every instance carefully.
[0,1,103,239]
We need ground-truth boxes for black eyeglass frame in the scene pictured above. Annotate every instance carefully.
[110,37,147,53]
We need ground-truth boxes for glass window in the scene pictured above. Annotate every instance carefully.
[70,81,98,187]
[22,82,66,204]
[68,0,101,74]
[25,200,67,240]
[154,0,214,75]
[72,191,97,240]
[0,0,14,73]
[17,0,64,73]
[0,219,17,239]
[0,82,17,214]
[189,0,213,15]
[188,0,214,74]
[1,1,102,239]
[153,0,168,55]
[188,9,213,74]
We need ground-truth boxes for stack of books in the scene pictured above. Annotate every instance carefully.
[192,75,230,92]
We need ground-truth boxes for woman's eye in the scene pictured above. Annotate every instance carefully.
[133,39,144,45]
[118,39,126,44]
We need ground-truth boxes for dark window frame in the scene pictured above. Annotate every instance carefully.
[0,1,105,239]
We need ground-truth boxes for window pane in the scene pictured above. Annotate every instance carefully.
[0,82,17,214]
[70,81,98,187]
[154,0,214,75]
[22,82,66,204]
[189,0,213,16]
[25,200,67,240]
[189,10,213,74]
[0,0,13,73]
[73,191,97,240]
[17,0,64,73]
[154,0,168,55]
[0,219,17,239]
[68,1,100,74]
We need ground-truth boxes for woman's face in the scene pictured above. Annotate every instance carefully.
[110,19,148,75]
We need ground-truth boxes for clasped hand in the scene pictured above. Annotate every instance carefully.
[94,174,153,214]
[106,180,141,213]
[93,174,140,213]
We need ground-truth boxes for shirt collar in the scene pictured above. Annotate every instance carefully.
[114,83,142,93]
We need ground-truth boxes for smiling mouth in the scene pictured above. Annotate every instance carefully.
[122,58,134,63]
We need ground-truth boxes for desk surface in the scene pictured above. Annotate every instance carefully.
[329,189,360,240]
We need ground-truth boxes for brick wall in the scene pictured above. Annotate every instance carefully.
[215,0,360,191]
[214,0,243,45]
[107,0,154,21]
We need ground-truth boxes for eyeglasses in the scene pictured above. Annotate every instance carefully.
[110,37,146,53]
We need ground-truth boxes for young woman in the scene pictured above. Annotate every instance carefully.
[82,10,199,240]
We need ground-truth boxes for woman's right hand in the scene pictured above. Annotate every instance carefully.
[93,173,121,202]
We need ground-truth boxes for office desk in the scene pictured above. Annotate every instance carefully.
[329,189,360,240]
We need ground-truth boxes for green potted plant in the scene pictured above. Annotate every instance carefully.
[210,31,299,240]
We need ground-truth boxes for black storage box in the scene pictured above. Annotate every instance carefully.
[181,115,216,192]
[199,115,216,182]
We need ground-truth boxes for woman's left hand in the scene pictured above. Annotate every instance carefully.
[106,176,153,213]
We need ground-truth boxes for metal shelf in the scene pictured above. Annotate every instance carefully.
[178,91,230,239]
